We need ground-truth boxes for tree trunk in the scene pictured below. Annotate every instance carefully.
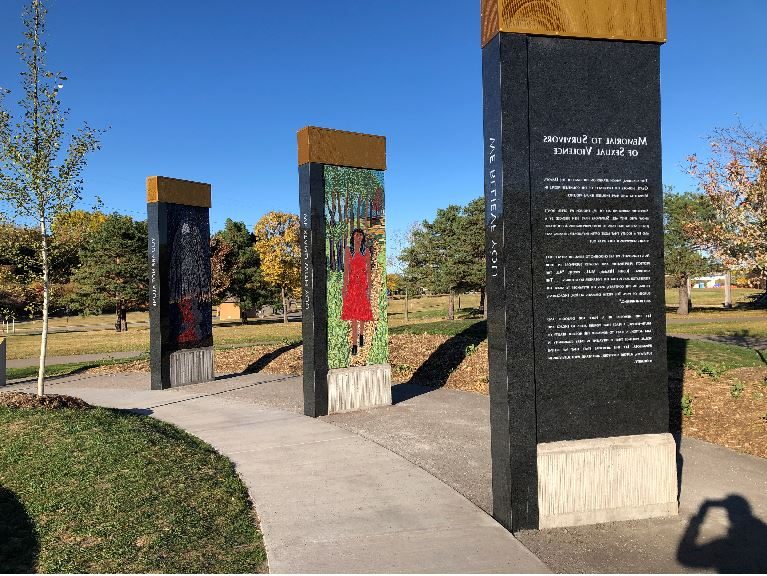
[724,270,733,308]
[686,277,693,312]
[115,305,123,332]
[677,276,689,315]
[282,286,288,324]
[479,286,487,319]
[404,288,409,322]
[448,289,455,321]
[37,218,49,396]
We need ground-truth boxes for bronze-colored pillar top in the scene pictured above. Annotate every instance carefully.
[146,176,211,208]
[297,126,386,170]
[481,0,667,47]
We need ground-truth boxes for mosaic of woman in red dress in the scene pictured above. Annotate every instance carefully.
[341,228,373,356]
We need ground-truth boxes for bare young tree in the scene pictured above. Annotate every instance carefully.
[0,0,103,395]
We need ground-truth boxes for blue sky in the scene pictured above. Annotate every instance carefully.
[1,0,765,240]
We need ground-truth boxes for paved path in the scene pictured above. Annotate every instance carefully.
[6,351,144,369]
[5,373,548,574]
[7,371,767,572]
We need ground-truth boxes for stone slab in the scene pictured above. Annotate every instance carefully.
[327,363,392,413]
[537,433,678,528]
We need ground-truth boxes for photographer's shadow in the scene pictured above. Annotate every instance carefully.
[677,494,767,573]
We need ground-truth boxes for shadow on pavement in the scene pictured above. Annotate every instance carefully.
[0,486,38,573]
[394,322,486,404]
[677,494,767,572]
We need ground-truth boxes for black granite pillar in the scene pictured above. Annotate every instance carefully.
[147,176,214,390]
[298,126,390,417]
[299,162,329,417]
[483,7,671,532]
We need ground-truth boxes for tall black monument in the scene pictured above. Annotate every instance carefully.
[147,176,214,390]
[482,0,677,531]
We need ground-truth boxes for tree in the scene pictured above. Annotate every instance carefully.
[0,0,103,395]
[687,125,767,307]
[663,189,710,315]
[213,218,277,310]
[400,199,486,320]
[69,214,147,331]
[209,235,235,303]
[50,208,106,280]
[254,211,300,324]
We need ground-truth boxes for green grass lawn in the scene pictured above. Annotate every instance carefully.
[0,405,266,573]
[4,321,302,360]
[6,357,146,381]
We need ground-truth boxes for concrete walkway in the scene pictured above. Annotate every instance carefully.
[5,372,549,574]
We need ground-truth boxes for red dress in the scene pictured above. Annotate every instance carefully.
[341,250,374,321]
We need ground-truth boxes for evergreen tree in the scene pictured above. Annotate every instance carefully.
[69,214,147,331]
[664,190,711,315]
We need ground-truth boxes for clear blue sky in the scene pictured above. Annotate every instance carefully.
[1,0,765,239]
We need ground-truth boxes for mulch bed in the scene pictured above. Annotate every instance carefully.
[77,335,767,459]
[0,392,92,409]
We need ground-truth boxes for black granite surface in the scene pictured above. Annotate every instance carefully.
[483,33,668,531]
[299,162,329,417]
[147,202,212,390]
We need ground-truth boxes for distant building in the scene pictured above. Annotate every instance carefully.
[218,297,241,320]
[692,274,728,289]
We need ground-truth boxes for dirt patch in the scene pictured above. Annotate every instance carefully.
[675,366,767,459]
[0,392,92,409]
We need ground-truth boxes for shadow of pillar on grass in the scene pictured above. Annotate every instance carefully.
[0,486,39,573]
[677,494,767,572]
[667,336,688,503]
[393,321,487,404]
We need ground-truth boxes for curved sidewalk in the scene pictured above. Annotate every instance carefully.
[8,373,549,574]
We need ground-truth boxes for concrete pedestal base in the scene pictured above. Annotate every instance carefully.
[170,347,214,387]
[0,338,5,386]
[537,433,678,529]
[328,364,391,414]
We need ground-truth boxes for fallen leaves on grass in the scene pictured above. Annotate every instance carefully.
[0,392,92,409]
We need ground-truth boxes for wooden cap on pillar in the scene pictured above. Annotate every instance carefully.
[146,176,211,208]
[297,126,386,170]
[480,0,667,47]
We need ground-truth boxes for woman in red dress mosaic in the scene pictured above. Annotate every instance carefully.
[341,228,373,356]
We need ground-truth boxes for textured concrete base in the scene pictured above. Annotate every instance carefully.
[170,347,214,387]
[328,363,391,414]
[0,338,5,386]
[537,433,678,529]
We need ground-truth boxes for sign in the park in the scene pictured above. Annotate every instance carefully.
[482,0,677,531]
[147,176,214,389]
[298,126,391,417]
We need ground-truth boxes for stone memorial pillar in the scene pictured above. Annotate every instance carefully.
[481,0,677,531]
[298,126,391,417]
[0,337,6,387]
[147,176,214,390]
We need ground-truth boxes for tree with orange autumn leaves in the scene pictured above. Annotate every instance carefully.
[254,211,300,323]
[686,125,767,306]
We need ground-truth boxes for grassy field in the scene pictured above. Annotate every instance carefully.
[665,287,762,308]
[4,321,302,360]
[6,357,146,381]
[4,292,765,360]
[0,404,266,573]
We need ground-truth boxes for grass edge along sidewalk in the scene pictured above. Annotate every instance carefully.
[0,398,267,573]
